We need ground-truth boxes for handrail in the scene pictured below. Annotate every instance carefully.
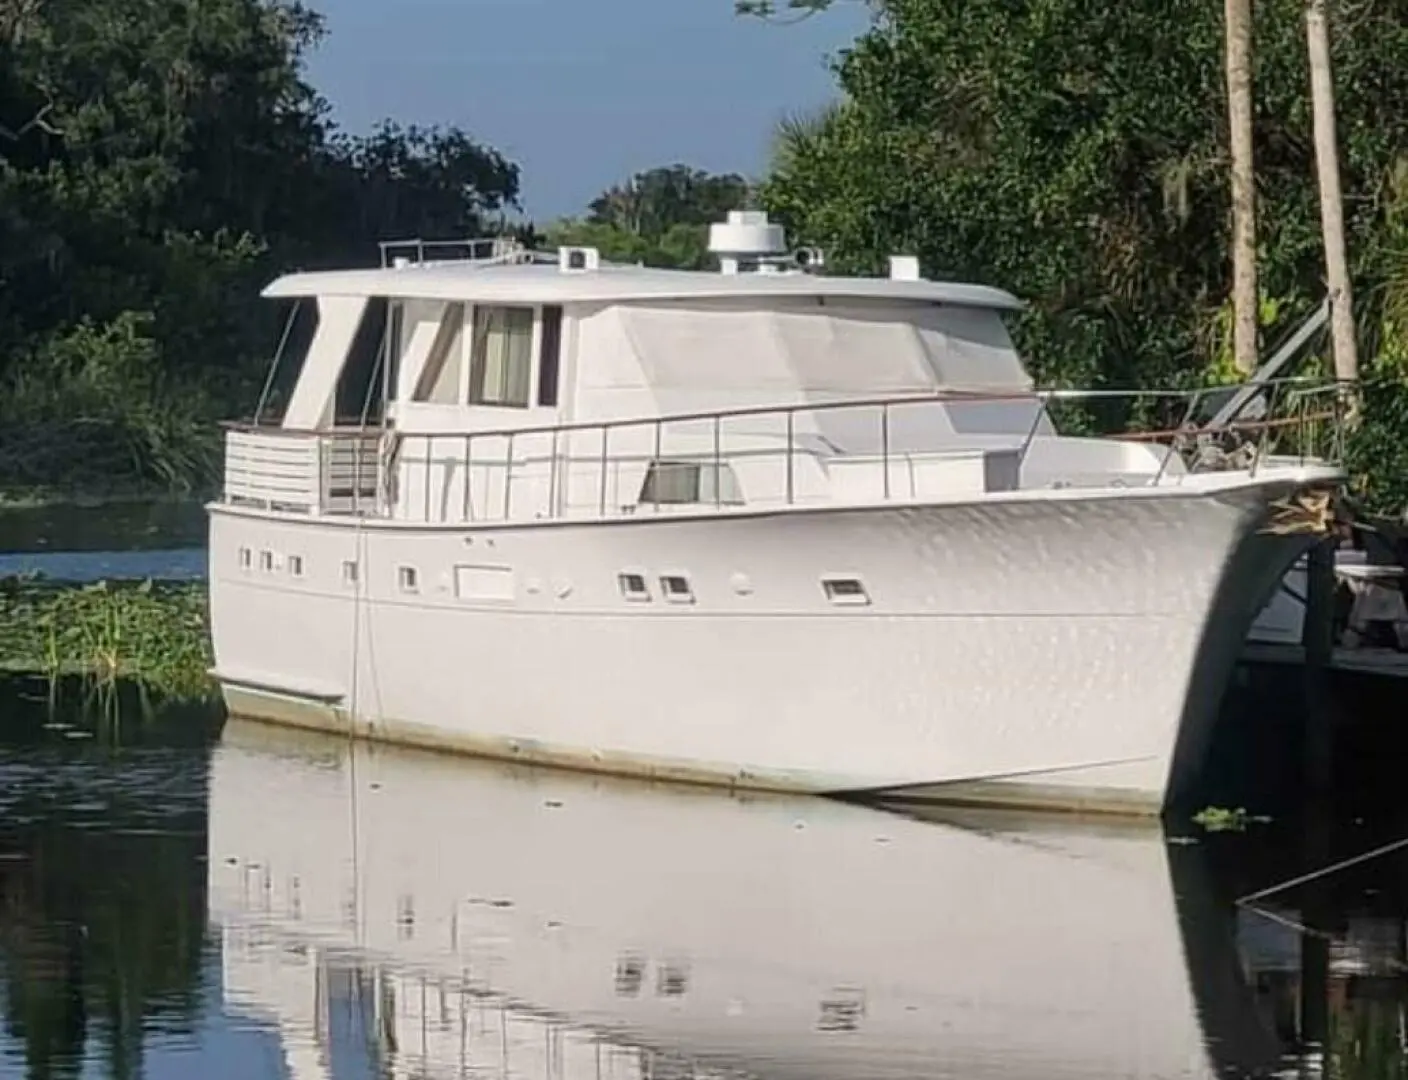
[222,377,1349,523]
[221,376,1344,444]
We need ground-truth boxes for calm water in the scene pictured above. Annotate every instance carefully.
[3,527,1408,1078]
[0,691,1406,1080]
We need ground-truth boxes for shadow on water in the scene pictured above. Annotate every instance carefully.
[5,673,1408,1077]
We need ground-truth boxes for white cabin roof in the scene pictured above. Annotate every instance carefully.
[261,261,1025,312]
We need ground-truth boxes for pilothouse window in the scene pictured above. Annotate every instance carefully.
[469,305,534,407]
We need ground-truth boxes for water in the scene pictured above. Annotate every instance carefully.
[0,692,1406,1080]
[3,534,1407,1079]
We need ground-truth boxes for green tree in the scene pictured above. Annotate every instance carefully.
[0,0,519,498]
[546,165,752,270]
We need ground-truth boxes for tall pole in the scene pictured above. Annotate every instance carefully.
[1306,0,1360,387]
[1225,0,1259,376]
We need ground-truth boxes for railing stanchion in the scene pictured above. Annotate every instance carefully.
[503,432,515,521]
[599,426,610,517]
[713,414,722,510]
[881,403,891,500]
[462,435,472,521]
[653,419,662,513]
[786,410,795,506]
[423,437,433,521]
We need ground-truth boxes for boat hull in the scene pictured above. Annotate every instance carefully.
[207,479,1318,814]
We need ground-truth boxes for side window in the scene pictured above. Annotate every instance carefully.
[468,305,535,407]
[411,303,466,403]
[537,305,563,408]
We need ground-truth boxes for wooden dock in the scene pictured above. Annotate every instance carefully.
[1240,641,1408,680]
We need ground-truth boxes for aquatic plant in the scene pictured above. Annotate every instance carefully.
[0,578,214,703]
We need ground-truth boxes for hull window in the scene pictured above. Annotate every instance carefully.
[661,575,694,604]
[468,305,535,407]
[341,560,359,585]
[288,554,304,578]
[618,572,651,601]
[822,577,870,606]
[397,566,419,593]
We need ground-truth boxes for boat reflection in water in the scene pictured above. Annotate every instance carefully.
[209,719,1296,1080]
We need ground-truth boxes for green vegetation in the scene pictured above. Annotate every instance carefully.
[741,0,1408,518]
[0,578,214,702]
[544,164,753,269]
[1,0,519,500]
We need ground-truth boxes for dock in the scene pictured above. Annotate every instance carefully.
[1240,641,1408,680]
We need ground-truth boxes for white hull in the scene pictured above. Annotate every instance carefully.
[209,723,1288,1080]
[208,476,1314,814]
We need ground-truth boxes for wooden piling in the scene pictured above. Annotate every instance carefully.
[1302,538,1336,797]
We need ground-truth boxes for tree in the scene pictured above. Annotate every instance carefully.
[548,165,753,270]
[1224,0,1259,376]
[1305,0,1359,386]
[756,0,1408,393]
[0,0,519,495]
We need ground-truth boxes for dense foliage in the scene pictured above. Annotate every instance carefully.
[0,0,518,497]
[546,164,752,269]
[754,0,1408,514]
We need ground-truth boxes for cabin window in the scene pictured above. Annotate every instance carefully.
[537,305,563,407]
[238,547,252,572]
[259,550,275,572]
[398,566,419,593]
[638,461,744,506]
[412,303,467,404]
[287,554,304,578]
[468,305,534,407]
[341,559,359,586]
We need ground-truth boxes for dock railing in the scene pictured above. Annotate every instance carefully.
[221,377,1349,523]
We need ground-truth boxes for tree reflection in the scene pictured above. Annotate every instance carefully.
[0,679,218,1080]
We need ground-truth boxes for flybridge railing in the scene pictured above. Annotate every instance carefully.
[377,237,548,269]
[220,378,1349,522]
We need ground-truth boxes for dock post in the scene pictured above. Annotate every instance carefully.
[1302,537,1336,798]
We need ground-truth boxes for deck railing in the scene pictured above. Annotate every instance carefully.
[221,378,1349,523]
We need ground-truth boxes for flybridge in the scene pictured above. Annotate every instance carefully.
[370,209,927,282]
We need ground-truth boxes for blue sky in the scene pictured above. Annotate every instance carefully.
[300,0,869,222]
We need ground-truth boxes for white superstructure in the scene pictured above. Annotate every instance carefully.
[207,210,1345,814]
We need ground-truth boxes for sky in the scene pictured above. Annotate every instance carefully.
[299,0,870,222]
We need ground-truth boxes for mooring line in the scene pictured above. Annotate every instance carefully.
[1235,834,1408,907]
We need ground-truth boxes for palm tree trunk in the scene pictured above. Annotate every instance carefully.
[1225,0,1259,376]
[1306,0,1360,386]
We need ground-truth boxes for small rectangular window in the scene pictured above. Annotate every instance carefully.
[398,566,419,592]
[618,572,650,601]
[822,577,869,606]
[537,305,563,407]
[259,550,275,572]
[288,555,304,578]
[468,305,535,407]
[238,547,252,571]
[660,575,694,604]
[341,560,359,585]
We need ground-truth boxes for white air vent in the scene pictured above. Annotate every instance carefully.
[559,246,600,273]
[889,255,921,281]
